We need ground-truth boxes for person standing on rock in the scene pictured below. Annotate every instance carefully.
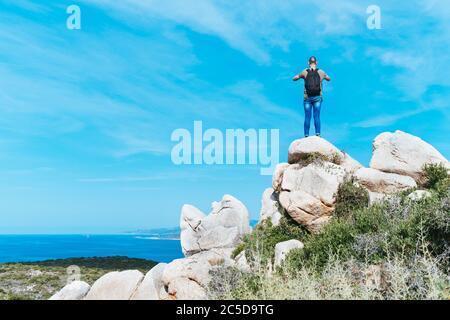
[292,56,331,138]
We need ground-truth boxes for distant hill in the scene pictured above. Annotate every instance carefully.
[125,220,259,240]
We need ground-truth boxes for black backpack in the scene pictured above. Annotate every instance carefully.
[305,68,321,97]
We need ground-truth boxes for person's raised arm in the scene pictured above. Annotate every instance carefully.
[324,74,331,81]
[293,70,305,81]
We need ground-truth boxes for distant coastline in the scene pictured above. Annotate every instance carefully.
[0,234,184,264]
[133,235,180,241]
[124,226,181,240]
[125,220,259,240]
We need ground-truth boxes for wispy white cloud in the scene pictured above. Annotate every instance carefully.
[354,96,449,128]
[1,0,48,12]
[78,176,168,183]
[84,0,367,64]
[1,2,307,159]
[354,109,423,128]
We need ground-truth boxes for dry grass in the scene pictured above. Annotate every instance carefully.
[208,250,449,300]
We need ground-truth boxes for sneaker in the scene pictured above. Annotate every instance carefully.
[316,133,321,137]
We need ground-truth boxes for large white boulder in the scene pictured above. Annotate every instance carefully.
[288,136,341,164]
[131,263,166,300]
[272,138,365,232]
[288,136,362,173]
[354,167,417,194]
[259,188,282,226]
[370,131,450,183]
[282,162,347,206]
[279,190,333,232]
[274,240,304,266]
[49,281,90,300]
[278,162,346,232]
[180,195,251,256]
[208,195,251,234]
[84,270,144,300]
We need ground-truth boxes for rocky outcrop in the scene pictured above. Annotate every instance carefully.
[50,194,252,301]
[270,131,449,232]
[370,130,450,184]
[49,130,449,301]
[49,281,90,300]
[180,195,251,257]
[274,240,304,267]
[160,194,252,300]
[273,136,367,232]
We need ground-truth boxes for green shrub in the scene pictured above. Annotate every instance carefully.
[286,219,356,270]
[232,169,449,295]
[334,181,369,219]
[231,242,246,259]
[287,190,450,270]
[233,213,308,266]
[295,152,342,167]
[435,178,450,198]
[422,163,449,191]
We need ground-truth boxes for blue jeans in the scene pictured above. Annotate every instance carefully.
[303,96,322,137]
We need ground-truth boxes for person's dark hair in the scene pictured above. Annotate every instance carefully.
[308,56,317,64]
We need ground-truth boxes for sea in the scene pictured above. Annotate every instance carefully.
[0,234,184,264]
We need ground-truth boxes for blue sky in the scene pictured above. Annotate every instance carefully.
[0,0,449,233]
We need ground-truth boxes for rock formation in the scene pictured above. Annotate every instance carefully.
[52,194,252,300]
[161,194,251,299]
[354,167,417,194]
[180,195,251,256]
[84,270,144,300]
[273,137,354,233]
[51,130,449,301]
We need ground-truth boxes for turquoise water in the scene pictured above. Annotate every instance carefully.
[0,235,183,263]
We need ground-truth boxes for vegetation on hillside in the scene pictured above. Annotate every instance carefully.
[0,256,157,300]
[210,163,450,300]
